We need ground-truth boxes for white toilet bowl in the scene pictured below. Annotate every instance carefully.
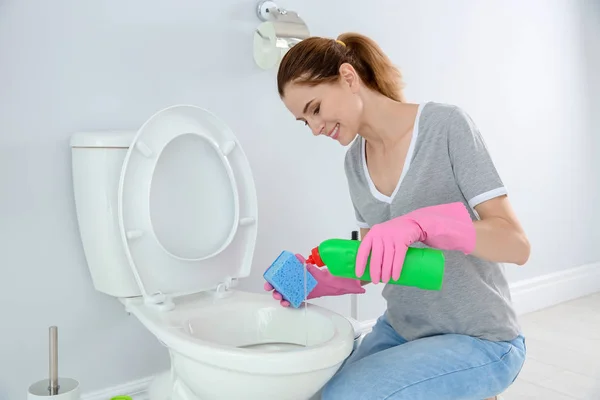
[70,105,355,400]
[126,291,354,400]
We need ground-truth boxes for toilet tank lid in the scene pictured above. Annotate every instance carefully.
[71,131,136,148]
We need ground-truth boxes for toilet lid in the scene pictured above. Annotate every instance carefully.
[117,105,258,300]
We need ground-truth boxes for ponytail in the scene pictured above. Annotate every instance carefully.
[277,32,405,102]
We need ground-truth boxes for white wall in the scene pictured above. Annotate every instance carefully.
[1,0,598,398]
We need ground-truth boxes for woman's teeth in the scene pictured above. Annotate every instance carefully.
[327,124,340,139]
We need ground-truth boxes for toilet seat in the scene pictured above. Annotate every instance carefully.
[117,105,258,307]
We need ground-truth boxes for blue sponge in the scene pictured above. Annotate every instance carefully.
[263,250,318,308]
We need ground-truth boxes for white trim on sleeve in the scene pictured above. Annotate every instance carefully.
[468,187,508,209]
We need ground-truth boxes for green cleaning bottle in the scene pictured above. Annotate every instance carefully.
[306,238,445,290]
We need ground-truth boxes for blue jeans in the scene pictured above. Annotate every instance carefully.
[322,314,526,400]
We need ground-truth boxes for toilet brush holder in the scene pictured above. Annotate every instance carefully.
[27,326,81,400]
[27,378,80,400]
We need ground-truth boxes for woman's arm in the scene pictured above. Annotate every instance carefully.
[472,195,530,265]
[441,106,530,265]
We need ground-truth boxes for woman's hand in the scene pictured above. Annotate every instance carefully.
[356,202,477,283]
[264,254,365,307]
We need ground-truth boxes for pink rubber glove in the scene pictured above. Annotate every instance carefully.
[356,202,476,283]
[264,254,365,307]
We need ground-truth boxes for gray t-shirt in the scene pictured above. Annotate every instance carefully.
[344,101,521,342]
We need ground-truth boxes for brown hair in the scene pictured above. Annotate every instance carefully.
[277,32,405,102]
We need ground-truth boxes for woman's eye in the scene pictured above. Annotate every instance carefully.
[304,121,308,126]
[314,105,320,115]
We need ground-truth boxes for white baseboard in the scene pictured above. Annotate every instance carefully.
[83,263,600,400]
[509,261,600,316]
[82,376,152,400]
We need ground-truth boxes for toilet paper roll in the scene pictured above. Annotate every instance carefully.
[27,377,80,400]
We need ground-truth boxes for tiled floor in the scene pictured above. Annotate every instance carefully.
[502,293,600,399]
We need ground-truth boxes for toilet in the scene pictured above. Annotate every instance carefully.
[69,105,355,400]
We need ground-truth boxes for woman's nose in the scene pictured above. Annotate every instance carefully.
[310,123,324,136]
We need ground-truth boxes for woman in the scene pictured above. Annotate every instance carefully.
[264,32,529,400]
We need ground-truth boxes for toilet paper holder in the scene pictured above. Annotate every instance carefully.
[253,1,310,70]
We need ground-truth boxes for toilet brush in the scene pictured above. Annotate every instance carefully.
[49,326,59,395]
[27,326,81,399]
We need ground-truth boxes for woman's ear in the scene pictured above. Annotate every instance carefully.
[339,63,360,93]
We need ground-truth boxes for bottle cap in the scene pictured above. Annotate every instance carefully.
[306,246,325,266]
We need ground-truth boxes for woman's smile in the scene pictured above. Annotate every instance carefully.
[324,123,340,140]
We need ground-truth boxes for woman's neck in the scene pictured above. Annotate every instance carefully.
[358,91,419,149]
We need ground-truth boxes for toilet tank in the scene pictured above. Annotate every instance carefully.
[70,131,141,298]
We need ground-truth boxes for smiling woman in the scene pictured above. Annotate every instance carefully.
[264,31,530,400]
[277,34,406,146]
